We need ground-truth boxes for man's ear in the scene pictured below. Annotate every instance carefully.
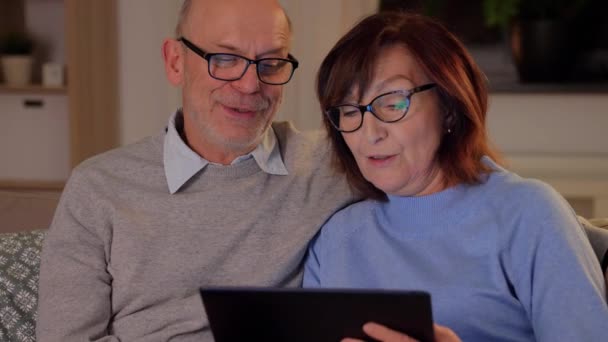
[162,39,184,86]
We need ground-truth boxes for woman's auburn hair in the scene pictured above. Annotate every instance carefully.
[316,11,502,201]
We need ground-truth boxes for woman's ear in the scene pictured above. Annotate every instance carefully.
[162,38,184,86]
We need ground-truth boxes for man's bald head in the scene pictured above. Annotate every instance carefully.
[175,0,292,38]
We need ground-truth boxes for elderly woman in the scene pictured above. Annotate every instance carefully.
[303,12,608,342]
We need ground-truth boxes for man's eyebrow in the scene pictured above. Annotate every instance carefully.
[215,43,239,52]
[258,47,288,58]
[215,44,287,58]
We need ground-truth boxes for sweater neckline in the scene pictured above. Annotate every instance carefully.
[201,157,264,179]
[384,183,469,227]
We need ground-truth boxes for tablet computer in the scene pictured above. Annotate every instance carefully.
[200,287,434,342]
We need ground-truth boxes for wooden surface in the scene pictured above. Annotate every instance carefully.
[0,189,61,233]
[0,180,65,192]
[66,0,120,168]
[0,84,67,95]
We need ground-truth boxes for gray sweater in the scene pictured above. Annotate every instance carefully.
[36,122,354,341]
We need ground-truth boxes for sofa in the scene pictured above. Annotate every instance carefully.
[1,220,607,342]
[0,229,44,342]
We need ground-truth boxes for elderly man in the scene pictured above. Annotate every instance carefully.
[36,0,353,340]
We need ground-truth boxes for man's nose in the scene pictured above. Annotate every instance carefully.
[231,64,260,94]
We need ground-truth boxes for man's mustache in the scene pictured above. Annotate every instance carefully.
[214,92,270,112]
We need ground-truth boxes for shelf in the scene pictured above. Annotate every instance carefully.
[0,84,67,95]
[0,179,65,191]
[469,45,608,94]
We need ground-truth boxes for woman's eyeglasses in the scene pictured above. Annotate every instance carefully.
[325,83,437,133]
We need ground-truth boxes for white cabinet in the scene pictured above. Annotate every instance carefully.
[0,93,70,182]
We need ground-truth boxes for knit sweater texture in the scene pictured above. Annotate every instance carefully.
[37,122,353,341]
[304,158,608,341]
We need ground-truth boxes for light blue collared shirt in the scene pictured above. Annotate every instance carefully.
[163,110,288,194]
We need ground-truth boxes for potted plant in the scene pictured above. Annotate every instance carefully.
[483,0,590,82]
[0,31,34,86]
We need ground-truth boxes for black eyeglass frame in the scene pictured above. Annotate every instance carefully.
[325,83,437,133]
[178,37,299,85]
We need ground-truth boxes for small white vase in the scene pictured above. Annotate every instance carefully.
[1,55,34,86]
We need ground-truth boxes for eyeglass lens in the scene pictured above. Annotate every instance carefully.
[208,54,294,85]
[330,91,411,132]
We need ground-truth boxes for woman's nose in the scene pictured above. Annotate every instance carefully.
[360,110,387,144]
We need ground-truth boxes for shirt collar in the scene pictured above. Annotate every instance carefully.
[163,110,288,194]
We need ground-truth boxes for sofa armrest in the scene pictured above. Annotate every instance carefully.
[588,218,608,230]
[578,216,608,296]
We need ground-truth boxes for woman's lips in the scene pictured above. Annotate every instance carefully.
[367,154,396,167]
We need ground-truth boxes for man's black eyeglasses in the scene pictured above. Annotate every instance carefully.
[325,83,437,133]
[178,37,299,85]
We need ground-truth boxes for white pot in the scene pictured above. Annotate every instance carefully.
[1,55,33,86]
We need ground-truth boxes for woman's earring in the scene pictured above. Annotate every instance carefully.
[444,113,455,134]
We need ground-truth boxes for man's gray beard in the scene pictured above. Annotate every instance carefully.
[198,113,271,153]
[207,92,273,151]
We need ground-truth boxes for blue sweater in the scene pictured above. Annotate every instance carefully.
[304,159,608,341]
